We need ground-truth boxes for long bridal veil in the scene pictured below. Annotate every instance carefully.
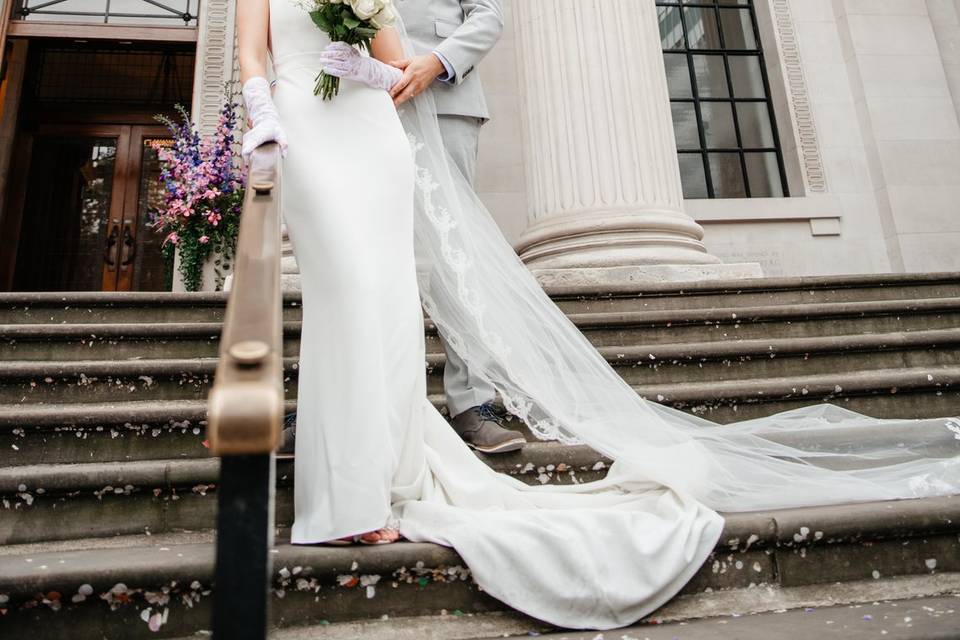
[393,19,960,513]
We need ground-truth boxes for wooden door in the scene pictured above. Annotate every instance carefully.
[7,123,173,291]
[113,124,171,291]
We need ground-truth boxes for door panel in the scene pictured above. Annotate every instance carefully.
[12,132,127,291]
[126,127,173,291]
[10,124,173,292]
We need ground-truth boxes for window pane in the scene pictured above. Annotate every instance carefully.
[719,8,757,50]
[745,152,785,197]
[728,55,766,98]
[736,102,775,148]
[671,103,701,150]
[701,102,738,148]
[692,54,729,97]
[709,152,746,198]
[664,53,693,99]
[658,6,685,50]
[678,154,708,199]
[684,7,722,50]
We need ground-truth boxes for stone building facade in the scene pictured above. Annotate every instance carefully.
[2,0,959,292]
[472,0,960,279]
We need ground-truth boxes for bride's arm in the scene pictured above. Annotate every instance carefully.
[236,0,288,160]
[370,27,405,66]
[237,0,270,83]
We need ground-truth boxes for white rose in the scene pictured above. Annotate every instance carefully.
[369,5,395,28]
[349,0,383,20]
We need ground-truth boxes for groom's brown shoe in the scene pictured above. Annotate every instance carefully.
[452,403,527,454]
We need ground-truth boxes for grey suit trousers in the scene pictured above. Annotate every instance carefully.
[436,114,497,417]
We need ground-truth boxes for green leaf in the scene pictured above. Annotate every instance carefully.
[309,9,332,32]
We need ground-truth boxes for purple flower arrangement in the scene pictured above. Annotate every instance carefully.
[151,92,246,292]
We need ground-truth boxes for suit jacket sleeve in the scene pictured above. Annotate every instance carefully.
[433,0,504,85]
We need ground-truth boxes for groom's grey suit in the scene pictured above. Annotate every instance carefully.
[397,0,504,418]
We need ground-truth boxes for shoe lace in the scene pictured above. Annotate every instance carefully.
[478,403,504,425]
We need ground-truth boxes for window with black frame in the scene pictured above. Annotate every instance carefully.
[657,0,788,199]
[11,0,199,26]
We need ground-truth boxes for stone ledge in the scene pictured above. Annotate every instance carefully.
[529,263,764,289]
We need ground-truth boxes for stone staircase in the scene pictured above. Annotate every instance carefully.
[1,272,960,638]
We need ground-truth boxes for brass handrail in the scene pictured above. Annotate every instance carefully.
[208,142,284,455]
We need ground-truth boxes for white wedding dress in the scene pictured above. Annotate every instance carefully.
[268,0,960,629]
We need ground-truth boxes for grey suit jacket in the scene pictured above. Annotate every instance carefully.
[396,0,504,121]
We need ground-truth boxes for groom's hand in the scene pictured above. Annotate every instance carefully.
[389,54,445,106]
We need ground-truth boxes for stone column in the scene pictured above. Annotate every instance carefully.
[512,0,759,284]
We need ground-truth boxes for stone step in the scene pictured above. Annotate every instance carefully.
[4,297,960,361]
[1,361,958,467]
[2,273,959,325]
[548,272,960,314]
[5,414,959,546]
[274,591,960,640]
[0,496,957,639]
[2,330,959,405]
[482,593,960,640]
[0,444,610,545]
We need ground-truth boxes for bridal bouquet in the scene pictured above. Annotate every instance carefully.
[298,0,397,99]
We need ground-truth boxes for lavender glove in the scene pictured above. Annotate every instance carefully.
[241,76,289,163]
[319,42,402,92]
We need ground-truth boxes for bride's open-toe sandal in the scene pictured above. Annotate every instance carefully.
[358,520,403,546]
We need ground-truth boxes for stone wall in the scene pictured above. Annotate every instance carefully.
[474,0,960,276]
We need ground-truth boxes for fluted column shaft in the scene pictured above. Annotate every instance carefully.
[513,0,720,268]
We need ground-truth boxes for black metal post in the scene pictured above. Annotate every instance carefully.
[212,453,275,639]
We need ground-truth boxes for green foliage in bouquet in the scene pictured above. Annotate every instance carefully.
[301,0,396,99]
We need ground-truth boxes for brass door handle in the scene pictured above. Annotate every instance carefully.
[120,220,136,267]
[103,223,120,268]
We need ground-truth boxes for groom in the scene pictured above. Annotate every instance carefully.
[280,0,526,457]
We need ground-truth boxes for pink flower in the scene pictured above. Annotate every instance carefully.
[164,232,180,246]
[199,235,210,244]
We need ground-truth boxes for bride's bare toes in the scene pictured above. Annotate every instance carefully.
[359,527,401,545]
[380,528,401,543]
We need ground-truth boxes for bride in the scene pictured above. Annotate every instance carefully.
[237,0,960,629]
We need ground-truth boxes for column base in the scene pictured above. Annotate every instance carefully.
[516,209,722,270]
[530,263,764,289]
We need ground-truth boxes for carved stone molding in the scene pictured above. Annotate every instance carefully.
[768,0,827,193]
[191,0,237,137]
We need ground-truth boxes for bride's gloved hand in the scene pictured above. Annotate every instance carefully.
[320,42,402,92]
[241,76,289,163]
